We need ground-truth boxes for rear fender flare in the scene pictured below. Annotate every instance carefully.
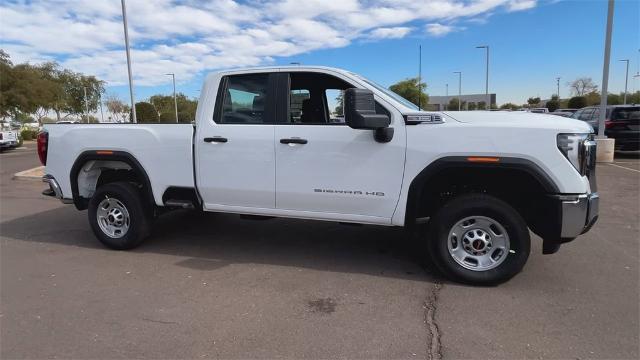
[70,150,153,210]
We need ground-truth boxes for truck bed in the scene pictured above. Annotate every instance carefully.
[44,124,195,205]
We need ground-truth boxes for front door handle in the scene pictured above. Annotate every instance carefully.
[280,138,308,145]
[204,136,228,143]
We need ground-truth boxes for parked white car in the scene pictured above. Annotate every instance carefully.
[0,123,19,151]
[39,66,598,285]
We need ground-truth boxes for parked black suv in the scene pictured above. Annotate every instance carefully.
[572,105,640,151]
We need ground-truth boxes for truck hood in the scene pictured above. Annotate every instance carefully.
[441,111,593,133]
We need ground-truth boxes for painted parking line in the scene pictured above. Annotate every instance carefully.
[608,163,640,173]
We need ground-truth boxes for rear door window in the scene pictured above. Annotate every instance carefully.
[611,107,640,121]
[216,74,273,124]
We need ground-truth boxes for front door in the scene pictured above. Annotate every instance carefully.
[196,72,277,210]
[274,72,405,222]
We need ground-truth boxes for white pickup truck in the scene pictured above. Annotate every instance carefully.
[39,66,599,285]
[0,126,19,151]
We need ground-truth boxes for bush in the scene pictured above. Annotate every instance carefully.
[20,128,38,141]
[546,99,560,112]
[567,96,587,109]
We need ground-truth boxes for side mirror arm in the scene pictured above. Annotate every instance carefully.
[374,127,394,143]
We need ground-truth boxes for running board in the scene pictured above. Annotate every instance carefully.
[164,199,195,209]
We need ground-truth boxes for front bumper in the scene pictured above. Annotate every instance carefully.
[558,193,599,238]
[540,192,599,254]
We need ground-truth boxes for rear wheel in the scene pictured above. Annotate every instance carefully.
[426,194,530,285]
[88,182,151,250]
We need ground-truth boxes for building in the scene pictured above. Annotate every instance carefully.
[427,93,496,111]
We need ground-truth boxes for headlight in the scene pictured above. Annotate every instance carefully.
[557,133,590,175]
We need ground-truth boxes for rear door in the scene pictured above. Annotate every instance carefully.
[195,72,277,210]
[273,71,405,222]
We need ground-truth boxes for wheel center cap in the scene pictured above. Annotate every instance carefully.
[472,239,485,250]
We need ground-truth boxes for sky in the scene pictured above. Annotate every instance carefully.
[1,0,639,106]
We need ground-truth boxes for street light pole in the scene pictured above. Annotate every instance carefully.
[83,86,89,123]
[166,73,178,123]
[620,59,629,104]
[453,71,462,111]
[445,83,448,111]
[121,0,137,123]
[597,0,614,138]
[99,92,104,122]
[418,45,422,110]
[556,77,561,99]
[476,45,489,109]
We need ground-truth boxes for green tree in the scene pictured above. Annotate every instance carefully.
[567,96,587,109]
[568,77,598,96]
[389,78,428,108]
[334,91,343,115]
[447,98,460,111]
[499,103,519,110]
[584,91,600,106]
[135,102,159,123]
[626,91,640,104]
[477,101,487,110]
[105,94,130,123]
[0,49,14,118]
[0,50,105,123]
[61,73,105,118]
[546,95,560,112]
[467,102,477,110]
[149,93,197,123]
[607,93,622,105]
[527,97,541,107]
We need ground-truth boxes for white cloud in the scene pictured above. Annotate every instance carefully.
[368,27,413,39]
[425,23,464,37]
[506,0,537,12]
[0,0,539,87]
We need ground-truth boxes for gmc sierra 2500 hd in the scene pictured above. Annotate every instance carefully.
[39,66,599,285]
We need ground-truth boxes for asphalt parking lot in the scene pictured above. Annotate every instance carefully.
[1,146,638,359]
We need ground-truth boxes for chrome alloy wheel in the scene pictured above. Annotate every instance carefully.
[96,197,130,238]
[447,216,510,271]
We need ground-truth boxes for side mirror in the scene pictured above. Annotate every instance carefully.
[344,88,390,130]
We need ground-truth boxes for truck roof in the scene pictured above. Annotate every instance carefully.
[211,65,354,76]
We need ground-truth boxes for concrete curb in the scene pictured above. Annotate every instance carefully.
[13,166,44,181]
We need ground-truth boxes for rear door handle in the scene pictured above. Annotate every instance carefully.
[280,138,308,145]
[204,137,228,143]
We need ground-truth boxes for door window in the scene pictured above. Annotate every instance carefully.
[282,72,389,125]
[216,74,270,124]
[326,89,345,124]
[579,108,594,121]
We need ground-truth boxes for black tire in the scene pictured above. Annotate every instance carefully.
[426,194,530,285]
[88,181,151,250]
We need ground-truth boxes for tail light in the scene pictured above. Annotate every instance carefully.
[37,131,48,165]
[604,119,613,129]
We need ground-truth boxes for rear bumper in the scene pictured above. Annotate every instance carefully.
[607,130,640,150]
[42,174,73,204]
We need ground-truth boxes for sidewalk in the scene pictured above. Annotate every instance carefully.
[13,166,44,181]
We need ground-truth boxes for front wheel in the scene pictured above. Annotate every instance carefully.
[426,194,530,285]
[88,181,151,250]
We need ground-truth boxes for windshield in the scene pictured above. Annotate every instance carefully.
[355,75,420,110]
